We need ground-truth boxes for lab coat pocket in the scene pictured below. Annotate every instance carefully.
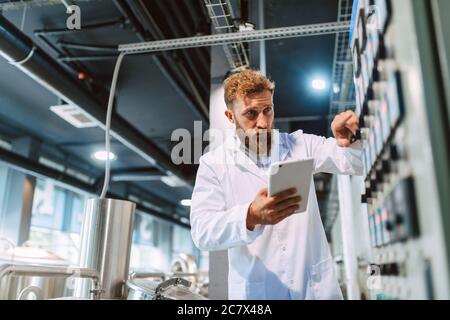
[310,257,343,300]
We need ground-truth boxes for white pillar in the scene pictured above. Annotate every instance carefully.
[337,175,361,300]
[207,45,234,300]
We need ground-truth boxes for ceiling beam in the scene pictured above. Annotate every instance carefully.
[119,21,351,54]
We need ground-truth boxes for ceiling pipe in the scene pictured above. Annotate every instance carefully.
[112,0,209,123]
[175,1,210,71]
[153,0,209,91]
[57,41,119,53]
[34,18,125,36]
[127,0,209,116]
[0,14,194,188]
[58,55,119,62]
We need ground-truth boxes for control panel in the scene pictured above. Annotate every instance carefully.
[348,0,448,300]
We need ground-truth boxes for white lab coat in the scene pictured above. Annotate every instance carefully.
[190,130,363,300]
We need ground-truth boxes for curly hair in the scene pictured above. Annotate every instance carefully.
[223,70,275,108]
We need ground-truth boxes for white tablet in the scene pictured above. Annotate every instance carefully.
[268,158,315,213]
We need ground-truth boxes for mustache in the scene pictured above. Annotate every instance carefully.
[236,128,272,136]
[237,130,272,145]
[236,128,272,155]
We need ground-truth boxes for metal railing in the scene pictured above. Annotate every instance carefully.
[203,0,249,69]
[119,22,351,54]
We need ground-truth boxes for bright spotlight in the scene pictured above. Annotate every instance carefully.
[333,83,341,94]
[312,79,327,90]
[180,199,191,207]
[91,151,117,161]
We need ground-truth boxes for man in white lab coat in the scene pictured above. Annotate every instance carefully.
[190,70,362,300]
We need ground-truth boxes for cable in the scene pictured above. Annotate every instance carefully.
[8,46,35,66]
[100,52,125,199]
[20,2,27,31]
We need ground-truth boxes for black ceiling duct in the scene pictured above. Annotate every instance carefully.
[0,14,194,187]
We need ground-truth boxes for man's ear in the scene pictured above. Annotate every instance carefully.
[225,109,234,124]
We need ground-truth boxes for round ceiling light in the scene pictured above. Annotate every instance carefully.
[91,150,117,161]
[180,199,191,207]
[312,79,327,91]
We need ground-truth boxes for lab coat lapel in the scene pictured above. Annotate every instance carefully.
[223,133,264,182]
[231,142,265,182]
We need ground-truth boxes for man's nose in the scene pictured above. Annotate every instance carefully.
[256,114,268,129]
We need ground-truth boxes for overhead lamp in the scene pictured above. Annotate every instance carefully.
[160,173,186,188]
[180,199,191,207]
[91,150,116,161]
[333,83,341,94]
[180,217,190,224]
[311,79,327,91]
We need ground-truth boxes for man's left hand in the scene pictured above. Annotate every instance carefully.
[331,110,359,148]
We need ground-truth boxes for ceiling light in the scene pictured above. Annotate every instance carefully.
[180,199,191,207]
[180,217,190,224]
[0,138,11,151]
[160,173,186,187]
[312,79,327,91]
[91,150,116,161]
[333,83,341,94]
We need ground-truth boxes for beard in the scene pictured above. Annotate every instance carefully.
[235,121,273,158]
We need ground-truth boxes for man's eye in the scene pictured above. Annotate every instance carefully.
[264,107,273,114]
[246,111,257,117]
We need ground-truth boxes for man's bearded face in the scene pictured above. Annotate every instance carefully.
[226,90,275,157]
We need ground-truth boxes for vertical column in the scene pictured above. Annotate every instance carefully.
[206,43,234,300]
[249,0,267,74]
[258,0,267,76]
[61,190,74,233]
[0,164,9,232]
[337,175,361,300]
[0,137,40,246]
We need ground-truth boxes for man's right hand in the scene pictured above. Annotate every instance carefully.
[246,188,302,231]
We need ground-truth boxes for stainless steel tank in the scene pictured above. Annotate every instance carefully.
[74,198,136,299]
[0,246,69,300]
[126,278,208,300]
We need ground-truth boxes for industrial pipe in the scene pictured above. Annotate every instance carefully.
[112,0,209,123]
[0,264,101,300]
[0,14,193,188]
